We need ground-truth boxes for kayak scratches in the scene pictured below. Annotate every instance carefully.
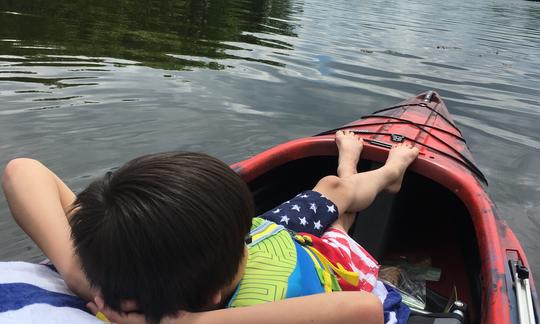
[496,219,509,240]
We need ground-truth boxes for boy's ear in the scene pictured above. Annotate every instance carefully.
[210,290,222,306]
[95,294,139,312]
[94,295,105,310]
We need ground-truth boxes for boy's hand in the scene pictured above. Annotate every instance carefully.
[87,296,190,324]
[87,296,142,324]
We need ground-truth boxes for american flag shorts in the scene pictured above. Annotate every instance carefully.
[258,190,339,236]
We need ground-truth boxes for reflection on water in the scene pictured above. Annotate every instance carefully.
[0,0,539,285]
[0,0,298,70]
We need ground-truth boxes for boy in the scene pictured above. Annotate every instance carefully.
[2,131,418,323]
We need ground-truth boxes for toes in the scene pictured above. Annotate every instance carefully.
[336,130,356,137]
[336,129,364,140]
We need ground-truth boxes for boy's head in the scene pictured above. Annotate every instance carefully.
[69,152,254,323]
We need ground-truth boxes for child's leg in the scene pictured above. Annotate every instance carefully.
[333,130,363,232]
[1,158,94,300]
[336,130,363,179]
[314,138,419,233]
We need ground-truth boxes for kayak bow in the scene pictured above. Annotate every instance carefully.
[231,91,538,324]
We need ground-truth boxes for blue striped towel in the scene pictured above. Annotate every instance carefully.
[0,261,99,324]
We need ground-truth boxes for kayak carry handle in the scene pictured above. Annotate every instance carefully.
[424,90,434,102]
[508,258,537,324]
[365,139,393,149]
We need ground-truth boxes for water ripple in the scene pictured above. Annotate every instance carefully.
[1,0,540,283]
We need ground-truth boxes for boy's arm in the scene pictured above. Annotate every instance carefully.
[94,291,383,324]
[181,292,383,324]
[1,158,95,300]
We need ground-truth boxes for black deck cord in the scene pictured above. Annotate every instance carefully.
[315,121,487,184]
[317,126,486,184]
[371,102,463,136]
[316,129,488,185]
[318,116,467,143]
[317,116,471,165]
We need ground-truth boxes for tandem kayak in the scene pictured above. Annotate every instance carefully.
[231,91,539,324]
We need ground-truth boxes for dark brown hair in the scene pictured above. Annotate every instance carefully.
[69,152,254,323]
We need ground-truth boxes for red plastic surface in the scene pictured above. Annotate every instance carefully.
[231,92,537,324]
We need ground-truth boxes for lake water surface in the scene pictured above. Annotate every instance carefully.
[1,0,539,288]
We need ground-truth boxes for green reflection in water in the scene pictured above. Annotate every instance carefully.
[0,0,298,70]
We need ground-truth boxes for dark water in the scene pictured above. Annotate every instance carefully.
[1,0,539,287]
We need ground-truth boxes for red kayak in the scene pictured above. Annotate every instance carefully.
[231,91,538,324]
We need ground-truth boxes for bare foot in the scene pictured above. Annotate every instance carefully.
[384,143,419,193]
[336,130,363,178]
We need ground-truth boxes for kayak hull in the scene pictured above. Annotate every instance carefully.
[231,91,538,324]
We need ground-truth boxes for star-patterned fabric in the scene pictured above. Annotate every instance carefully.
[259,190,338,235]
